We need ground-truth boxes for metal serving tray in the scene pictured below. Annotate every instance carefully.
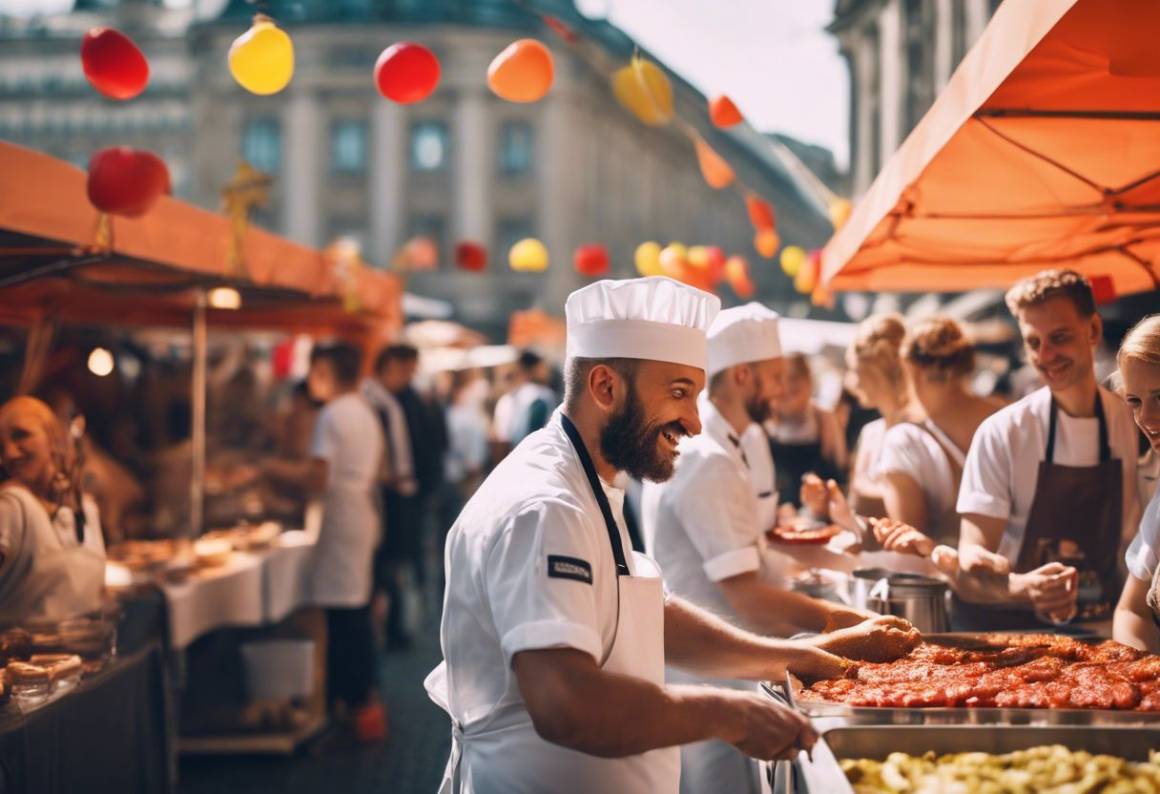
[796,724,1160,794]
[775,632,1160,727]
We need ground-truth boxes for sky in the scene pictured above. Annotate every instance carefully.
[1,0,850,167]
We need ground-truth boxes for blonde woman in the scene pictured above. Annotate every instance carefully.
[1114,314,1160,652]
[844,314,916,518]
[873,317,1004,555]
[0,396,105,623]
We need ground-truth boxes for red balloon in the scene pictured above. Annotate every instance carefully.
[81,27,149,100]
[573,244,609,277]
[86,147,170,217]
[455,241,488,272]
[745,194,776,231]
[374,42,440,104]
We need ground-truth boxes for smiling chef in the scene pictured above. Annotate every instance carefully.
[424,276,853,794]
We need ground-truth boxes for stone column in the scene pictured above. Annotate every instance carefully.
[877,0,904,169]
[369,98,406,265]
[934,0,954,90]
[453,88,492,248]
[281,89,321,247]
[965,0,990,47]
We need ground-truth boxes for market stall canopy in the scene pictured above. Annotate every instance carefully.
[0,142,403,333]
[822,0,1160,299]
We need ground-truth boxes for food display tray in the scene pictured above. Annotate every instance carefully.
[769,632,1160,727]
[795,724,1160,794]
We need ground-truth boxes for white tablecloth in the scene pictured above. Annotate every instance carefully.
[162,553,265,649]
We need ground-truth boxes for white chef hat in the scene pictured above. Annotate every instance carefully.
[565,277,720,370]
[706,302,783,377]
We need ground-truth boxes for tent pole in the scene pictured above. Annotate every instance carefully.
[190,289,207,538]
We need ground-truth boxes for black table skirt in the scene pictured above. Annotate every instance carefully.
[0,641,172,794]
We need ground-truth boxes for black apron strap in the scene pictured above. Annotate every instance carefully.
[559,413,630,577]
[1046,392,1110,464]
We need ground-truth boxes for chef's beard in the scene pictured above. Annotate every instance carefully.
[746,389,772,425]
[601,382,683,482]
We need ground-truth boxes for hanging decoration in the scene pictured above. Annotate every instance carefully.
[725,255,755,299]
[794,250,821,294]
[509,238,549,272]
[612,57,673,126]
[687,245,710,269]
[220,161,272,276]
[542,15,579,44]
[779,245,806,278]
[705,246,727,286]
[87,146,170,218]
[393,236,439,270]
[228,14,294,96]
[81,27,149,100]
[455,241,488,272]
[634,241,663,277]
[745,193,776,231]
[694,137,734,189]
[487,39,554,103]
[574,244,610,277]
[374,42,440,104]
[828,197,852,230]
[658,243,688,275]
[811,283,836,309]
[1090,274,1117,305]
[754,228,779,259]
[708,95,743,128]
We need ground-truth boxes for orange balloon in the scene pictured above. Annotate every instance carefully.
[694,137,734,189]
[709,95,743,128]
[754,229,780,259]
[725,255,755,299]
[745,194,775,230]
[487,39,553,103]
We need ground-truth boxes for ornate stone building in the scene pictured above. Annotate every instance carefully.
[1,0,836,337]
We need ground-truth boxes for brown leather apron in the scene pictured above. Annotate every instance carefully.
[953,394,1123,630]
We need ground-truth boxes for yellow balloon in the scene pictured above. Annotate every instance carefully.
[634,241,663,277]
[687,245,710,269]
[794,264,816,294]
[829,197,852,230]
[612,58,673,126]
[229,15,294,96]
[780,245,806,278]
[509,238,549,272]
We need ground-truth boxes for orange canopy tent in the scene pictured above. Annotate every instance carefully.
[822,0,1160,299]
[0,141,403,335]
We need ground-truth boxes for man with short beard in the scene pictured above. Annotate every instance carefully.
[641,303,915,794]
[425,278,875,794]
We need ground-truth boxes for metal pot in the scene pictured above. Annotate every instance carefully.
[850,568,892,610]
[866,573,950,634]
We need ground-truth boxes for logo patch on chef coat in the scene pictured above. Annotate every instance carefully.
[547,555,593,585]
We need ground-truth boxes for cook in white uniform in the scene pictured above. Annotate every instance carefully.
[262,343,386,740]
[426,278,859,794]
[640,304,915,794]
[952,270,1141,629]
[1113,314,1160,653]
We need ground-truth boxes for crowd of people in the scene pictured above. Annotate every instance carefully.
[1,267,1158,786]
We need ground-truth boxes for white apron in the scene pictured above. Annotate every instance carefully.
[0,485,105,623]
[429,414,680,794]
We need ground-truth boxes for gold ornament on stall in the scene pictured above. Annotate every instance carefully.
[325,236,365,314]
[220,161,272,277]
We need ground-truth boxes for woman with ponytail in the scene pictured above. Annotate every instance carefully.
[0,395,106,623]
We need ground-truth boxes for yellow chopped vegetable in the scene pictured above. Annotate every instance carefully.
[839,745,1160,794]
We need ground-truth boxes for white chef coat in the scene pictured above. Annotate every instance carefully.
[740,422,778,530]
[427,411,676,793]
[876,421,965,539]
[956,385,1141,563]
[1126,485,1160,583]
[308,392,384,607]
[0,485,105,623]
[642,395,765,627]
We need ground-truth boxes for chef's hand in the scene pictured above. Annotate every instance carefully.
[871,518,936,558]
[799,474,830,519]
[783,643,853,682]
[1013,562,1078,616]
[958,544,1012,576]
[813,615,921,663]
[822,604,879,632]
[718,691,818,761]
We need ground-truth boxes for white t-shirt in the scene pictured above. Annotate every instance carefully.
[309,392,384,607]
[430,411,639,727]
[506,382,558,444]
[852,419,887,487]
[642,397,764,623]
[877,421,965,538]
[1126,485,1160,584]
[956,385,1141,563]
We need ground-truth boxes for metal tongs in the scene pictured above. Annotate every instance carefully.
[779,671,814,794]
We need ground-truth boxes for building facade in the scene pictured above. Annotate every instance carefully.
[830,0,1002,197]
[1,0,835,338]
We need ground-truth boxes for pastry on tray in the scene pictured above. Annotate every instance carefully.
[768,515,843,545]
